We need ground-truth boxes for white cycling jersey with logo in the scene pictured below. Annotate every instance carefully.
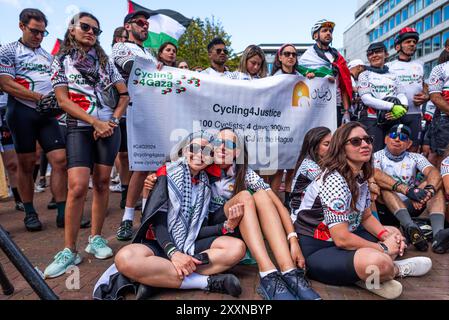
[0,41,53,109]
[374,149,434,201]
[428,61,449,103]
[386,60,424,114]
[441,157,449,178]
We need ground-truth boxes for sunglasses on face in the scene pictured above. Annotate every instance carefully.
[215,48,229,55]
[213,139,237,150]
[367,49,384,57]
[282,51,297,58]
[77,22,102,36]
[346,136,374,147]
[130,19,149,28]
[188,144,214,156]
[389,132,409,142]
[25,25,49,37]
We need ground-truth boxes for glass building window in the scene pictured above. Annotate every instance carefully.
[433,9,441,27]
[390,0,395,10]
[444,5,449,21]
[389,37,395,50]
[416,42,423,58]
[408,3,415,18]
[374,28,379,40]
[416,20,423,34]
[425,0,433,7]
[390,17,395,30]
[416,0,423,12]
[424,15,432,32]
[424,38,432,55]
[433,34,441,52]
[443,30,449,46]
[396,12,401,26]
[402,8,408,22]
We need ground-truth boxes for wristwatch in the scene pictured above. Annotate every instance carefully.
[378,242,389,255]
[110,117,120,126]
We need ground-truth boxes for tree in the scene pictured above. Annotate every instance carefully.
[177,16,239,71]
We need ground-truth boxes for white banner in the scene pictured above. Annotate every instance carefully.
[128,57,337,171]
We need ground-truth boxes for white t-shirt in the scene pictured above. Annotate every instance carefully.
[386,60,424,114]
[374,149,433,201]
[202,67,231,77]
[441,157,449,178]
[0,41,53,109]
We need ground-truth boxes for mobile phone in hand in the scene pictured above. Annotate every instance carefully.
[192,253,210,265]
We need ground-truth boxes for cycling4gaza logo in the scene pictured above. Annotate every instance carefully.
[132,68,201,95]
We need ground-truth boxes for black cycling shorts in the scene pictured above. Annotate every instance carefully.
[119,118,128,153]
[400,114,422,147]
[430,115,449,156]
[5,99,65,154]
[66,126,121,169]
[0,108,14,149]
[299,229,378,286]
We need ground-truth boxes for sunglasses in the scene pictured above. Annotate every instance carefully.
[130,19,149,28]
[25,25,49,37]
[367,49,385,57]
[215,48,229,55]
[188,144,214,156]
[77,22,102,36]
[389,132,409,142]
[282,51,297,58]
[346,136,374,147]
[213,139,237,150]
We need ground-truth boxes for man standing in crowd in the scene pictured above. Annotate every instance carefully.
[111,10,158,242]
[0,9,67,232]
[202,38,230,77]
[297,19,353,127]
[387,28,428,152]
[347,59,366,121]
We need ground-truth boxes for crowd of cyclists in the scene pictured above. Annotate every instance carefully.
[1,8,449,301]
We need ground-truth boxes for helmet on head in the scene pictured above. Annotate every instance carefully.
[394,27,419,47]
[311,19,335,40]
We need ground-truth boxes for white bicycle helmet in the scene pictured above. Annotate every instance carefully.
[311,19,335,40]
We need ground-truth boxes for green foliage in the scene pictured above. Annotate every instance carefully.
[177,16,238,71]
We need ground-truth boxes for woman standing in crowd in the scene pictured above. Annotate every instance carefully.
[95,132,246,299]
[44,12,129,279]
[357,42,408,152]
[270,44,300,209]
[290,127,331,221]
[158,42,177,67]
[295,122,432,299]
[227,45,268,80]
[177,60,189,70]
[112,26,127,46]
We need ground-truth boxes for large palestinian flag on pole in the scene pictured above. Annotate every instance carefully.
[128,0,192,50]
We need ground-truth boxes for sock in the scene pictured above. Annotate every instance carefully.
[393,209,414,228]
[142,198,147,211]
[56,202,66,219]
[23,202,36,215]
[281,268,295,275]
[122,207,135,222]
[430,213,445,237]
[121,185,128,202]
[259,269,278,279]
[179,273,209,290]
[33,165,40,182]
[11,188,22,203]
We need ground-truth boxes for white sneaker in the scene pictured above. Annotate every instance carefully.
[88,177,93,189]
[34,184,45,193]
[111,175,121,185]
[394,257,432,278]
[356,279,403,300]
[109,183,123,193]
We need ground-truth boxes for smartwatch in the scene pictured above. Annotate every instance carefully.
[110,117,120,126]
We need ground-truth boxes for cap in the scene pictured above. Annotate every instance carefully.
[389,124,412,137]
[124,11,150,25]
[367,42,387,54]
[347,59,365,69]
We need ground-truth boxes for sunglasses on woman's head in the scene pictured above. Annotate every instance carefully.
[188,144,214,156]
[77,22,102,36]
[282,51,297,58]
[213,139,237,150]
[389,132,409,142]
[346,136,374,147]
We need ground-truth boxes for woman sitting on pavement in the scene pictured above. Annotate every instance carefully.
[295,122,432,299]
[94,131,246,300]
[290,127,331,221]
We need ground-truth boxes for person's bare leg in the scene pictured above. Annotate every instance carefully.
[16,153,36,203]
[125,171,148,208]
[46,149,67,202]
[118,152,131,186]
[64,168,90,251]
[1,150,19,188]
[354,248,396,282]
[91,164,113,237]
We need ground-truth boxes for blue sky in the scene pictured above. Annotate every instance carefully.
[0,0,358,54]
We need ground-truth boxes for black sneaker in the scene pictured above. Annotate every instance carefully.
[281,269,321,300]
[38,177,47,189]
[136,283,160,300]
[56,215,91,229]
[432,229,449,254]
[47,198,57,210]
[116,220,133,241]
[24,213,42,232]
[404,224,428,252]
[257,271,296,300]
[15,201,25,212]
[206,274,242,297]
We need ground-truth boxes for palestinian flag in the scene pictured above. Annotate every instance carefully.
[51,39,62,56]
[128,0,192,50]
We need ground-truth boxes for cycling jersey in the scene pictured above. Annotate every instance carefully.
[290,158,322,221]
[202,67,231,77]
[0,41,52,109]
[111,41,157,83]
[295,170,371,242]
[208,164,270,213]
[374,149,433,201]
[0,91,6,128]
[386,60,424,114]
[428,61,449,109]
[441,157,449,178]
[226,71,254,80]
[50,51,124,127]
[358,69,402,119]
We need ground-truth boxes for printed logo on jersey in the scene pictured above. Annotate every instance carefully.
[328,198,348,215]
[14,74,34,91]
[292,81,310,107]
[68,88,95,115]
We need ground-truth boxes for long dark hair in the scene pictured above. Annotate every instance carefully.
[158,41,178,67]
[58,12,109,70]
[321,122,373,211]
[271,44,298,76]
[438,49,449,65]
[294,127,331,175]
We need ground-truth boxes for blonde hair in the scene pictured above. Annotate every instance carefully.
[238,45,268,78]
